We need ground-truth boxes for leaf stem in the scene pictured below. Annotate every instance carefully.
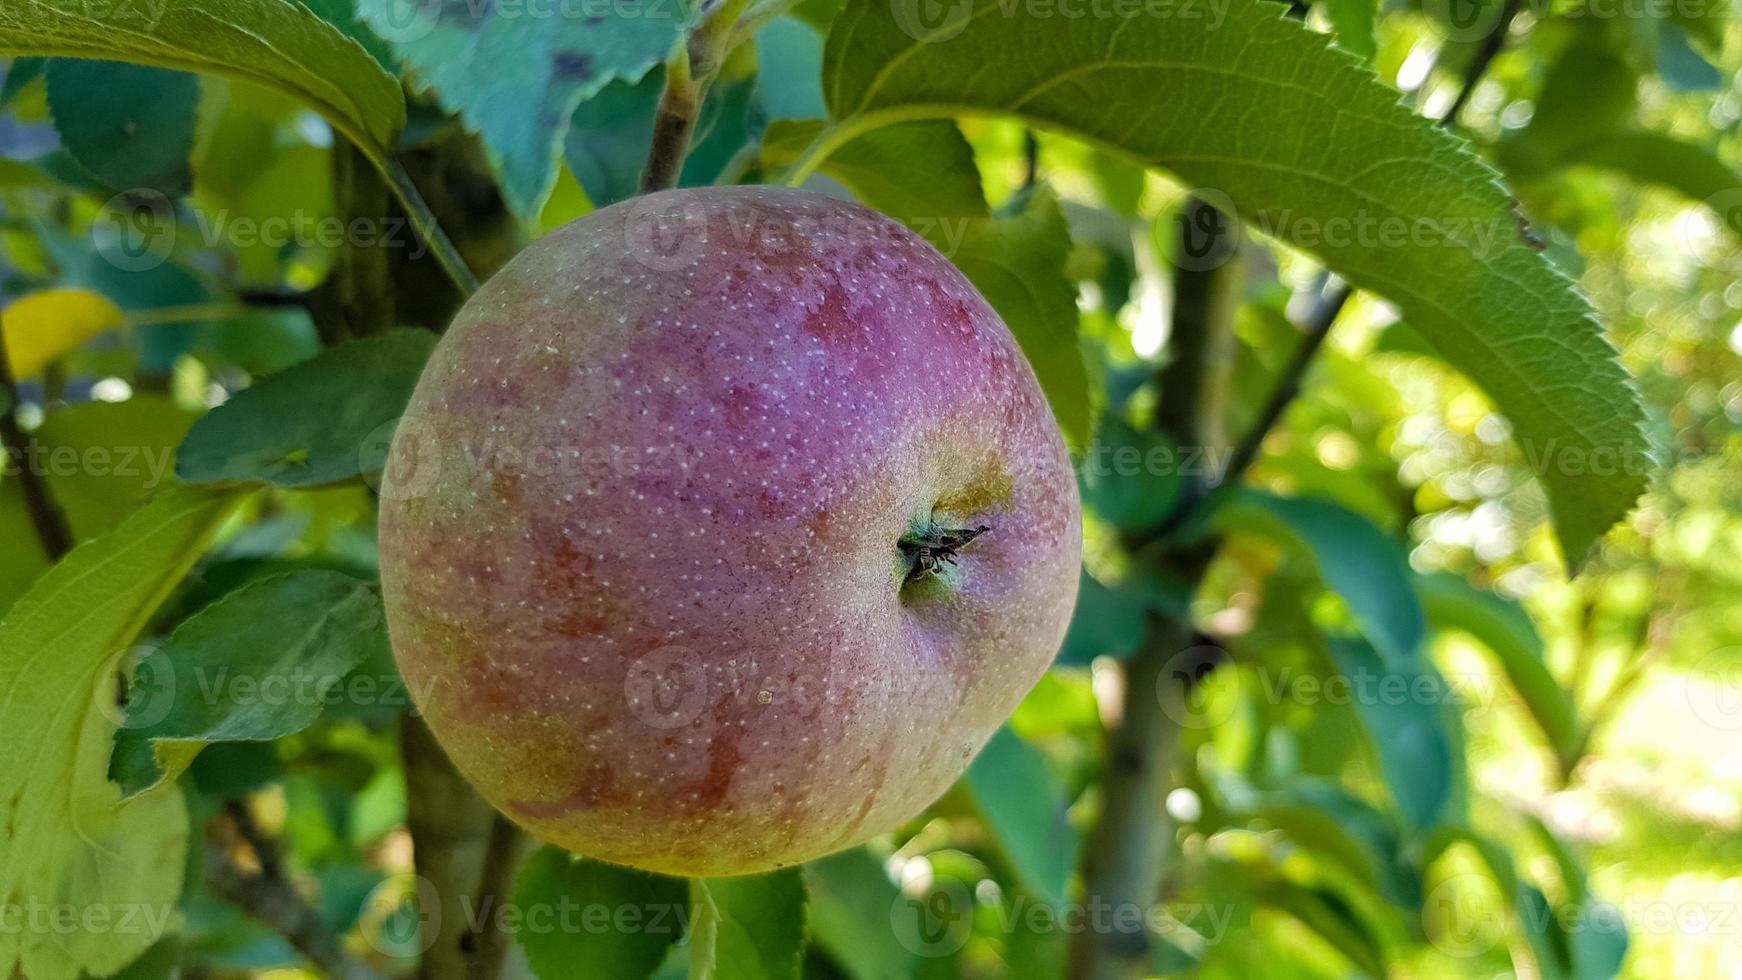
[641,0,752,194]
[0,313,74,562]
[385,156,480,298]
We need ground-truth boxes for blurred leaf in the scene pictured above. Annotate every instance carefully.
[951,187,1091,447]
[1235,777,1422,909]
[689,869,807,980]
[1055,569,1148,667]
[763,118,989,223]
[44,59,197,196]
[755,17,826,120]
[357,0,678,219]
[816,0,1650,563]
[16,397,197,544]
[1325,637,1453,833]
[1255,878,1388,977]
[1415,573,1581,770]
[1572,134,1742,227]
[1079,413,1180,532]
[1,287,125,380]
[1501,41,1637,173]
[1526,817,1629,979]
[112,570,388,798]
[513,846,687,980]
[804,850,920,980]
[963,726,1078,904]
[176,328,435,486]
[190,307,323,377]
[1323,0,1377,60]
[0,0,404,164]
[0,484,245,980]
[1220,491,1423,666]
[0,55,43,104]
[1656,24,1722,91]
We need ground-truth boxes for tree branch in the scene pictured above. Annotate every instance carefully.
[206,800,383,980]
[0,316,73,562]
[1069,198,1242,980]
[400,715,526,980]
[640,0,751,193]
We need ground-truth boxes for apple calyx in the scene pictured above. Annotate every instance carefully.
[899,524,992,583]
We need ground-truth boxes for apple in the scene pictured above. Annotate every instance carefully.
[378,187,1081,877]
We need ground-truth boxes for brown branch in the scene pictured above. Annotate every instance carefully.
[206,800,383,980]
[400,715,526,980]
[640,0,750,194]
[0,315,73,561]
[1069,198,1243,980]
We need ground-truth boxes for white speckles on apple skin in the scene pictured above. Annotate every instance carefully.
[378,187,1081,878]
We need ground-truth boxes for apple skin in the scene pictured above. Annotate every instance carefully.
[378,187,1081,877]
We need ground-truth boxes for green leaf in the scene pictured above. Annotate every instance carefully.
[1570,133,1742,227]
[755,17,827,120]
[1526,817,1629,980]
[1415,573,1581,770]
[689,870,807,980]
[1325,637,1453,834]
[950,187,1091,448]
[0,55,43,104]
[1502,41,1637,172]
[176,328,436,487]
[963,726,1078,904]
[762,118,990,224]
[0,0,404,164]
[566,70,758,209]
[0,485,246,980]
[813,0,1649,562]
[1055,569,1148,667]
[1079,413,1180,531]
[1322,0,1377,60]
[804,850,921,980]
[357,0,679,219]
[113,570,389,798]
[512,846,687,980]
[1227,777,1421,909]
[44,59,198,196]
[1219,491,1424,666]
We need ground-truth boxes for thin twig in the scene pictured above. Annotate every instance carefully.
[0,315,73,561]
[206,800,383,980]
[1439,0,1523,128]
[1216,280,1352,490]
[385,157,480,298]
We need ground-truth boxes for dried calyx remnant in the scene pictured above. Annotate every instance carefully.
[899,524,991,581]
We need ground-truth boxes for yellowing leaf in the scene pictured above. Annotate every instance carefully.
[1,288,125,380]
[0,485,247,980]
